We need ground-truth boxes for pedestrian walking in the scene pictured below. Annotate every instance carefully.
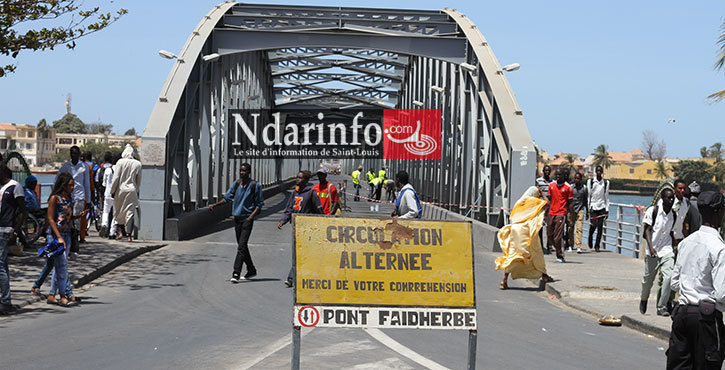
[567,172,587,254]
[547,168,572,262]
[351,165,362,201]
[79,150,98,243]
[672,179,691,246]
[0,163,24,314]
[312,168,340,215]
[392,171,421,219]
[666,190,725,369]
[110,144,142,242]
[210,163,263,283]
[98,152,116,238]
[684,181,702,234]
[56,146,90,257]
[496,186,554,289]
[536,165,554,253]
[587,165,610,252]
[640,188,677,316]
[43,173,85,307]
[278,171,323,287]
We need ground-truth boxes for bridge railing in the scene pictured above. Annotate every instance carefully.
[581,202,644,259]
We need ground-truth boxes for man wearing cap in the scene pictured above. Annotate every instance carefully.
[351,165,362,201]
[667,190,725,369]
[685,181,702,234]
[313,168,340,215]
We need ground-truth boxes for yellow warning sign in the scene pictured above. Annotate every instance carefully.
[294,216,475,308]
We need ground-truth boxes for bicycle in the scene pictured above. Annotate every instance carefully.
[87,202,102,232]
[21,209,48,245]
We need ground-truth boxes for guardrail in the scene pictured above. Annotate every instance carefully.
[581,202,644,258]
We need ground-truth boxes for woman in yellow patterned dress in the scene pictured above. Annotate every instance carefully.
[496,186,554,289]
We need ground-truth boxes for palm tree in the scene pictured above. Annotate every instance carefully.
[709,21,725,102]
[701,146,710,158]
[709,142,723,163]
[654,160,669,180]
[591,144,613,169]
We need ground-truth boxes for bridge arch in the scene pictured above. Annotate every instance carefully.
[139,3,535,240]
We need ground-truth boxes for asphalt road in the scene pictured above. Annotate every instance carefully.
[0,187,667,369]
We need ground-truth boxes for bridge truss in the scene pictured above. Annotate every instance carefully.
[140,2,536,240]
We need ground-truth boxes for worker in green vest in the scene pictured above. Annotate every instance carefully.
[351,165,362,201]
[366,168,376,201]
[378,167,386,181]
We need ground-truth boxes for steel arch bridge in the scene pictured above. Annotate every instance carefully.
[139,2,536,240]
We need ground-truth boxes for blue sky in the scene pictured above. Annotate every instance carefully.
[1,0,723,158]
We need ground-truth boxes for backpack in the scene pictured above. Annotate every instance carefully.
[649,204,677,233]
[395,188,422,218]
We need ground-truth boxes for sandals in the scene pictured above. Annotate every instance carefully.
[31,287,41,296]
[68,295,81,303]
[47,296,58,305]
[59,298,78,307]
[541,275,554,283]
[500,281,508,290]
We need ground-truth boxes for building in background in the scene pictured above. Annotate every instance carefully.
[0,123,59,166]
[55,133,137,154]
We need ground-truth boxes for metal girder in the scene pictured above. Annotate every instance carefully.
[212,29,467,64]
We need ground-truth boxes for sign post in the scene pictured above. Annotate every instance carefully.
[290,215,476,367]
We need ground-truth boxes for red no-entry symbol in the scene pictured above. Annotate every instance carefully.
[298,306,320,327]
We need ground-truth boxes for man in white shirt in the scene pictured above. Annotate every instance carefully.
[640,188,676,316]
[0,163,25,314]
[667,190,725,369]
[587,165,609,252]
[392,171,421,219]
[56,146,90,256]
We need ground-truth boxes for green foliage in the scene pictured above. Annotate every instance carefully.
[52,113,85,133]
[0,1,127,77]
[591,144,613,169]
[709,21,725,102]
[85,122,113,134]
[654,160,669,180]
[52,140,136,163]
[80,140,135,161]
[709,142,723,163]
[124,128,136,136]
[671,160,715,183]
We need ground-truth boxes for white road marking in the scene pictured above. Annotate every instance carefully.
[232,328,314,370]
[346,357,415,369]
[363,328,450,370]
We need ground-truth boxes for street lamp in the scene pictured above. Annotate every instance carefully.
[202,53,220,62]
[459,63,477,73]
[502,63,520,72]
[158,49,184,63]
[430,85,445,94]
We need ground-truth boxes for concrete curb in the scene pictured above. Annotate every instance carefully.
[543,282,670,341]
[3,243,166,314]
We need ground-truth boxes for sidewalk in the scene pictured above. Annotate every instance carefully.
[539,249,671,340]
[5,235,165,312]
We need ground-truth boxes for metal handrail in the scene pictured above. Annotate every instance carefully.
[581,202,644,258]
